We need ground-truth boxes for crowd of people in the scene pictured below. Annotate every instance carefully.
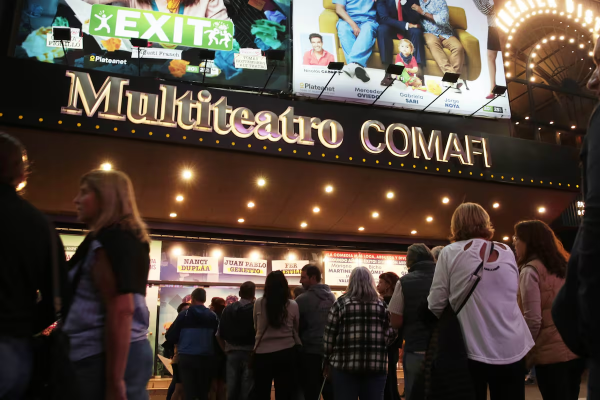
[2,40,600,398]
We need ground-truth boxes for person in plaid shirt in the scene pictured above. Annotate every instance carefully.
[324,266,396,400]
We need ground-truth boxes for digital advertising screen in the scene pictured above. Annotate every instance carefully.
[13,0,291,91]
[292,0,511,118]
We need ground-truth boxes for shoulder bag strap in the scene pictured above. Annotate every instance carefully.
[455,241,495,315]
[49,221,62,320]
[253,300,269,351]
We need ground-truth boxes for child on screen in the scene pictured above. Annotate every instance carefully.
[395,39,424,90]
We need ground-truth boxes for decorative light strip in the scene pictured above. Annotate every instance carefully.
[497,0,598,36]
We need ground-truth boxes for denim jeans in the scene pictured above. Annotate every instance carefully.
[336,19,378,67]
[74,339,153,400]
[226,350,253,400]
[403,352,425,400]
[331,368,387,400]
[0,337,33,400]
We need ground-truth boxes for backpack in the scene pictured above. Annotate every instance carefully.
[219,301,255,346]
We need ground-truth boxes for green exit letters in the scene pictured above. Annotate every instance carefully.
[88,4,234,50]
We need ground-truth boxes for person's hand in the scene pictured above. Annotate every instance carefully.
[351,22,361,37]
[408,23,419,29]
[411,4,423,14]
[106,380,127,400]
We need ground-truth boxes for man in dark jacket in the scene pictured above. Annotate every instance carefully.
[376,0,425,85]
[0,132,66,400]
[216,282,256,400]
[297,265,335,400]
[553,36,600,400]
[166,288,219,400]
[388,244,436,400]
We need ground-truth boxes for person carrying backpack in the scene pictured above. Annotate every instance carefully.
[216,282,257,400]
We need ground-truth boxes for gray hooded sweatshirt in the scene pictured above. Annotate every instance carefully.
[296,283,336,355]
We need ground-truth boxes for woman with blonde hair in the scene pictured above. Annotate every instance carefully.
[514,220,584,400]
[324,266,395,400]
[64,169,153,400]
[428,203,533,400]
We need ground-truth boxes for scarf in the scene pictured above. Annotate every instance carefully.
[399,52,413,65]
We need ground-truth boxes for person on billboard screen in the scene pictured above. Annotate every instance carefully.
[376,0,424,86]
[411,0,464,93]
[303,33,336,66]
[333,0,379,82]
[394,39,425,89]
[471,0,503,99]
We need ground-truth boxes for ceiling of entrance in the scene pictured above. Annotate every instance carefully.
[12,127,577,243]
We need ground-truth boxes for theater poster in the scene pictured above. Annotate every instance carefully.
[13,0,291,92]
[293,0,511,118]
[323,251,407,286]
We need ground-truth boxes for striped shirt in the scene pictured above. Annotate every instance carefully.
[324,295,395,373]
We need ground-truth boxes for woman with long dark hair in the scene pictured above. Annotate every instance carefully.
[64,169,153,400]
[253,271,301,400]
[514,220,584,400]
[377,272,402,400]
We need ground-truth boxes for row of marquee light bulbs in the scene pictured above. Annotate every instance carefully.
[497,4,600,130]
[99,164,548,242]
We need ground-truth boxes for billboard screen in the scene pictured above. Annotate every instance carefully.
[292,0,511,118]
[12,0,291,91]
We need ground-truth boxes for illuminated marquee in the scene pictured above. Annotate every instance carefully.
[496,0,600,35]
[61,70,493,168]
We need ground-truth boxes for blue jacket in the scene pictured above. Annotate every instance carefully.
[165,305,218,356]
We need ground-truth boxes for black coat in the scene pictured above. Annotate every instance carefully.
[377,0,422,26]
[553,104,600,360]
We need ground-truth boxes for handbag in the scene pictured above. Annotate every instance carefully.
[248,323,269,370]
[26,225,83,400]
[414,242,494,400]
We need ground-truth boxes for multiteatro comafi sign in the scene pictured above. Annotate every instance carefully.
[61,70,492,168]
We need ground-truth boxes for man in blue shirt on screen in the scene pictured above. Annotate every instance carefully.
[333,0,379,82]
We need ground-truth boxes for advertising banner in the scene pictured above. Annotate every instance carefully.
[223,257,268,276]
[12,0,290,91]
[271,260,311,276]
[293,0,510,118]
[323,251,407,286]
[176,256,219,274]
[149,240,162,281]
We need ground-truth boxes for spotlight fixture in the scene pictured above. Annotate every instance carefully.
[411,230,417,235]
[238,218,245,223]
[358,227,365,231]
[426,216,433,222]
[169,212,177,218]
[525,116,530,120]
[247,201,255,208]
[386,192,394,199]
[538,207,546,214]
[182,170,192,180]
[372,212,380,218]
[172,247,183,256]
[288,253,297,261]
[515,122,520,125]
[531,53,537,57]
[442,197,450,204]
[325,185,334,193]
[571,125,576,129]
[493,202,500,209]
[503,236,510,241]
[176,195,184,202]
[313,206,320,213]
[300,222,308,228]
[100,162,112,171]
[212,249,223,258]
[250,251,260,260]
[257,178,266,187]
[549,121,554,124]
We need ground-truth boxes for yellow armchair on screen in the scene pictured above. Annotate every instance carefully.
[318,1,482,83]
